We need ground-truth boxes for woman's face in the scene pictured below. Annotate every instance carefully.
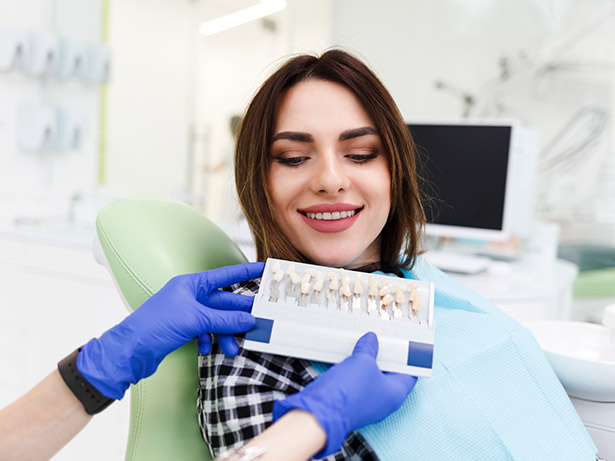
[268,79,391,268]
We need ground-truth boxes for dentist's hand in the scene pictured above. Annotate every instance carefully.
[272,332,417,458]
[77,262,264,399]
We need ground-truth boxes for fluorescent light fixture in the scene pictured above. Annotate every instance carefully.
[200,0,286,36]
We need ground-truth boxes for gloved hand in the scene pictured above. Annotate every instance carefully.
[272,332,417,458]
[77,262,264,399]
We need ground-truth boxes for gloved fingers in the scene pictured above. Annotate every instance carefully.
[383,373,418,396]
[205,290,256,312]
[214,333,240,357]
[352,331,379,358]
[197,332,213,355]
[202,309,256,334]
[199,262,265,290]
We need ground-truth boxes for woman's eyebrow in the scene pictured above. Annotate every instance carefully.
[271,131,313,143]
[339,127,379,141]
[271,127,379,143]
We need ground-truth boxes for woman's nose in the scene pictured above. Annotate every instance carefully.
[312,154,350,194]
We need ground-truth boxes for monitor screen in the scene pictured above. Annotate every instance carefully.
[408,121,515,241]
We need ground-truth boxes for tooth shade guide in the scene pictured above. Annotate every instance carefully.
[247,258,436,377]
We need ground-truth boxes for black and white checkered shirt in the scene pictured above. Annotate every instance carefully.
[197,278,378,460]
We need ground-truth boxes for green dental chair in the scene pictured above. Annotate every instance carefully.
[94,198,248,461]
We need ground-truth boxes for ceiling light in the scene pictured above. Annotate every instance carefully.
[199,0,286,36]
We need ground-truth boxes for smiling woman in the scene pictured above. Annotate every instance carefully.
[268,79,391,269]
[197,49,598,461]
[235,50,425,276]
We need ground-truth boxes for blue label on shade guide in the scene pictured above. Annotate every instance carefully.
[245,317,274,343]
[407,341,434,369]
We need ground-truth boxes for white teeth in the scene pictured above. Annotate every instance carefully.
[305,209,356,220]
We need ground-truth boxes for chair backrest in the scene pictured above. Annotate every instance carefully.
[94,198,248,461]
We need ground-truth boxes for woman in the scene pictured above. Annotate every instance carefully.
[198,50,597,460]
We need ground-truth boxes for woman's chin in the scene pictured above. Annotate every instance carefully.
[304,252,362,269]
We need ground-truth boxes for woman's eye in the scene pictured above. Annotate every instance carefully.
[274,156,308,167]
[348,150,379,163]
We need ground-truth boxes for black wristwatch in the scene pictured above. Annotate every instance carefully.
[57,347,115,415]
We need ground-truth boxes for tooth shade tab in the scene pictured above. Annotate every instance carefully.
[305,209,357,220]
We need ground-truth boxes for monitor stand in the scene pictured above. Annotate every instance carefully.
[423,250,491,275]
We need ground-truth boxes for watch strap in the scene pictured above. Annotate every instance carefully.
[58,347,115,415]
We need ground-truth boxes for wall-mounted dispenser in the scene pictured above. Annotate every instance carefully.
[80,43,110,85]
[56,108,85,151]
[56,37,86,80]
[16,103,58,152]
[22,32,59,78]
[0,26,28,72]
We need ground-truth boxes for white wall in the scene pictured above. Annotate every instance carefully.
[0,0,103,225]
[194,0,334,223]
[329,0,615,241]
[104,0,201,200]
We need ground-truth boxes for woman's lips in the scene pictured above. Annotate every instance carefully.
[299,207,362,233]
[299,203,360,213]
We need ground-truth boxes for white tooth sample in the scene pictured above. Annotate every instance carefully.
[271,260,280,273]
[312,273,324,304]
[379,284,390,311]
[306,268,317,276]
[354,275,363,293]
[338,268,349,285]
[412,295,422,313]
[301,272,311,284]
[340,284,351,311]
[269,268,284,301]
[381,293,394,308]
[367,276,378,313]
[327,272,339,290]
[394,287,405,311]
[380,310,390,320]
[286,265,299,299]
[380,290,394,316]
[326,271,338,305]
[352,275,363,310]
[393,308,402,318]
[332,211,340,220]
[290,271,301,285]
[313,273,324,291]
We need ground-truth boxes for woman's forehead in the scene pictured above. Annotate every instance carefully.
[273,80,376,136]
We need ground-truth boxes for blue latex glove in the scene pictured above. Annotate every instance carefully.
[272,332,417,458]
[77,262,264,399]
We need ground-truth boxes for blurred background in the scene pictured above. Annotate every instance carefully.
[1,0,613,459]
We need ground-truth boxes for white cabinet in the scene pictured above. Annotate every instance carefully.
[0,229,129,460]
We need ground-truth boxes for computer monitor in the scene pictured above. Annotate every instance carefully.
[408,120,518,241]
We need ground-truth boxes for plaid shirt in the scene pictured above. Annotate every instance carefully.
[197,279,378,461]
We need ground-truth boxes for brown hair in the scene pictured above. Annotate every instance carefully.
[235,49,425,273]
